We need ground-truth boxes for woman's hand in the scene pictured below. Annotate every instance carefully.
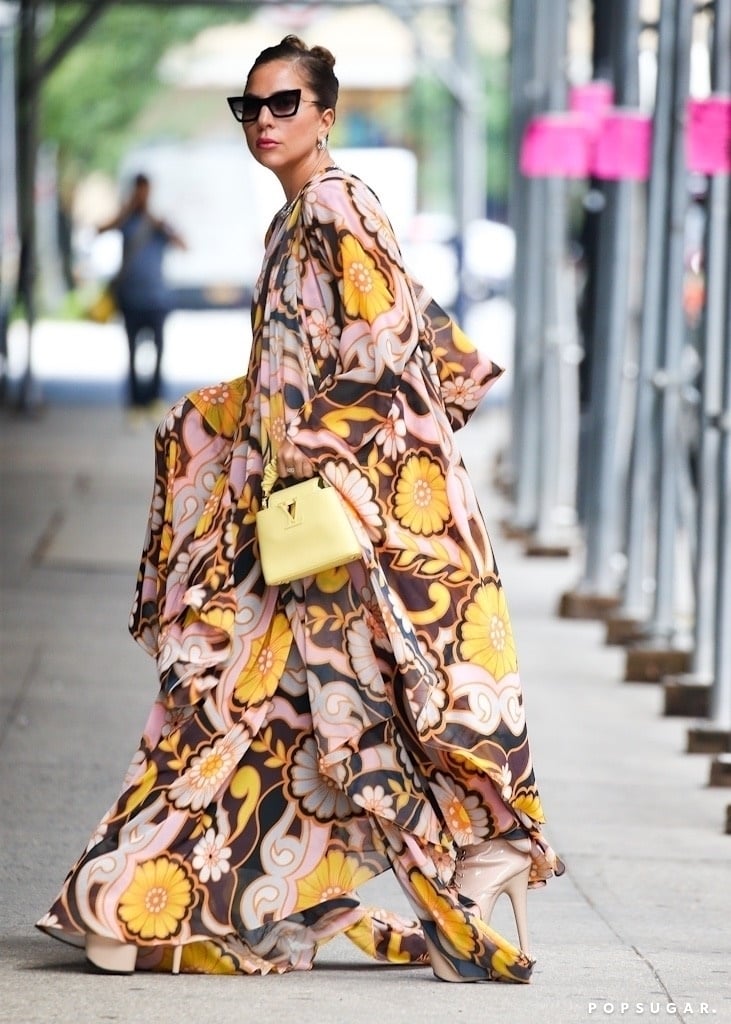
[276,440,314,480]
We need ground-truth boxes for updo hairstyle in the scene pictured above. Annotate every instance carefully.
[246,35,339,112]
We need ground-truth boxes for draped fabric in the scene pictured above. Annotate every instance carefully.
[38,169,562,982]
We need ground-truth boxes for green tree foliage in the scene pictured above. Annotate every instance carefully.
[484,48,510,218]
[409,51,510,219]
[40,3,236,174]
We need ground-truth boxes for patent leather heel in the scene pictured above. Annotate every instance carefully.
[423,932,473,983]
[482,859,531,953]
[85,934,138,975]
[458,837,532,955]
[85,935,185,975]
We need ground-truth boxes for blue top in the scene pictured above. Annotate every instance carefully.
[115,212,173,312]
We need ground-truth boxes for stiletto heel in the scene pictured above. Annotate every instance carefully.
[505,864,530,954]
[458,837,532,955]
[171,944,183,974]
[85,933,138,975]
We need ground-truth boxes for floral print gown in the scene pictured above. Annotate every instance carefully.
[38,168,562,982]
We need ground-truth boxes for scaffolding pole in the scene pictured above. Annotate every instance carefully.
[707,1,731,736]
[571,0,642,598]
[687,0,731,686]
[505,0,537,499]
[509,0,552,533]
[616,0,683,624]
[529,0,580,554]
[639,0,694,646]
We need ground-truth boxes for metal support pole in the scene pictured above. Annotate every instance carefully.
[617,0,681,621]
[573,2,620,531]
[688,0,731,682]
[0,11,19,404]
[505,0,537,498]
[16,0,40,411]
[532,0,578,551]
[575,0,642,595]
[709,5,731,731]
[510,0,551,531]
[452,0,486,327]
[641,0,693,643]
[712,308,731,729]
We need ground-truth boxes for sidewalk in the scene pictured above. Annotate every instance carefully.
[0,395,729,1024]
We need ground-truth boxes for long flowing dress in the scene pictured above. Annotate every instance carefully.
[38,168,563,982]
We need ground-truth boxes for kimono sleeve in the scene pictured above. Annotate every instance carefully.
[411,284,505,431]
[289,176,503,474]
[287,175,423,467]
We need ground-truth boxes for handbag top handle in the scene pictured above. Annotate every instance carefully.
[260,462,330,508]
[261,462,280,503]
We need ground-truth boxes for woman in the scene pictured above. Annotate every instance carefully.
[37,36,563,983]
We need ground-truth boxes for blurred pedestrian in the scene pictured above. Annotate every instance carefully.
[99,173,185,411]
[38,36,563,983]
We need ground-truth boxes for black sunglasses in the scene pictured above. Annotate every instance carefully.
[227,89,322,124]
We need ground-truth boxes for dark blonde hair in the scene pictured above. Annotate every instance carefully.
[246,35,339,111]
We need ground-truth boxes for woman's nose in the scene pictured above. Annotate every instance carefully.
[256,103,273,127]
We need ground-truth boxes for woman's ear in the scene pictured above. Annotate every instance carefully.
[321,107,335,135]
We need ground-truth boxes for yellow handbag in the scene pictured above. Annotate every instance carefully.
[256,467,362,586]
[86,286,118,324]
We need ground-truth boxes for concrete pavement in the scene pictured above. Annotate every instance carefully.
[1,387,729,1024]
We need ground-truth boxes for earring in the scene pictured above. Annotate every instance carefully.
[317,137,326,151]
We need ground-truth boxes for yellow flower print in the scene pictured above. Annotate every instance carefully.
[459,581,517,681]
[393,454,450,536]
[446,795,474,841]
[410,871,477,958]
[189,378,245,439]
[513,790,545,824]
[270,416,287,446]
[171,941,237,975]
[269,391,287,448]
[315,564,350,593]
[194,472,227,539]
[234,612,292,706]
[295,850,374,910]
[340,234,393,322]
[118,856,193,940]
[199,605,235,636]
[162,437,180,542]
[159,522,173,569]
[430,772,492,845]
[120,760,158,818]
[165,438,180,496]
[343,916,378,959]
[490,940,530,981]
[167,724,251,811]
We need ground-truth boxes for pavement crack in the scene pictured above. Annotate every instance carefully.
[31,507,65,565]
[31,475,92,565]
[568,869,687,1023]
[0,645,41,751]
[630,945,686,1024]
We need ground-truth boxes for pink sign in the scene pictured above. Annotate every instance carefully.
[686,96,731,174]
[569,81,615,122]
[520,114,592,178]
[591,111,652,181]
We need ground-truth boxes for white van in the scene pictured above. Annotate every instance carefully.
[90,141,419,310]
